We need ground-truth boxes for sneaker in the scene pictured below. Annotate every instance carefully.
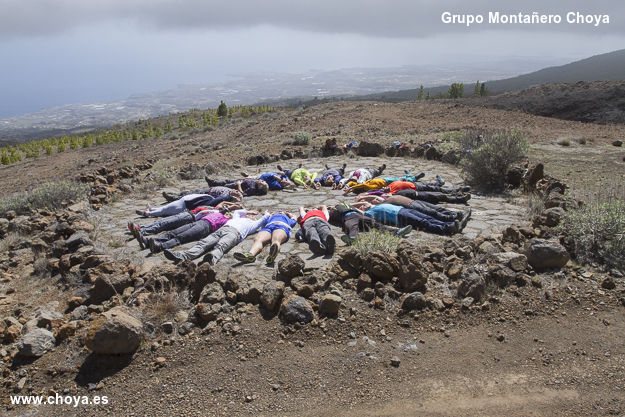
[163,249,184,264]
[448,220,460,235]
[309,239,325,256]
[148,238,162,254]
[204,175,215,186]
[415,172,425,181]
[135,209,147,217]
[277,165,284,172]
[396,225,412,238]
[341,235,355,246]
[233,252,256,264]
[341,163,347,170]
[202,253,216,266]
[461,193,472,204]
[325,235,336,255]
[265,243,279,265]
[436,175,445,186]
[298,163,302,168]
[378,164,387,173]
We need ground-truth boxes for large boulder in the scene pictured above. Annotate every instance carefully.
[457,271,485,300]
[319,294,342,317]
[86,307,143,354]
[16,329,56,357]
[280,296,314,324]
[260,281,285,312]
[396,241,427,292]
[524,239,570,271]
[364,251,399,282]
[199,282,225,304]
[492,252,528,272]
[400,292,427,311]
[278,255,305,279]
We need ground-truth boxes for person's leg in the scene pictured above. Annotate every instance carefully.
[409,200,457,222]
[180,228,226,260]
[303,218,324,254]
[146,199,187,217]
[343,213,361,239]
[398,209,453,235]
[160,221,212,250]
[205,179,228,187]
[313,218,334,254]
[248,231,272,256]
[266,229,288,264]
[140,212,194,235]
[205,228,240,265]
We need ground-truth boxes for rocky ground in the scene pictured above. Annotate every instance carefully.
[0,100,624,416]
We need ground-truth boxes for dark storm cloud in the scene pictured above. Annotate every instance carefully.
[0,0,623,39]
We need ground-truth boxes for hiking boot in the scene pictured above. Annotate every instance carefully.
[135,231,147,250]
[234,252,256,264]
[436,175,445,186]
[265,243,279,265]
[163,249,184,264]
[341,163,347,170]
[204,175,215,186]
[297,163,302,168]
[135,209,148,217]
[148,238,162,254]
[309,239,325,256]
[458,208,472,231]
[461,193,472,204]
[341,235,355,246]
[240,171,249,178]
[448,220,460,235]
[378,164,386,174]
[276,165,284,172]
[395,225,412,238]
[415,172,425,181]
[162,191,177,202]
[460,185,471,193]
[325,235,336,255]
[325,164,330,170]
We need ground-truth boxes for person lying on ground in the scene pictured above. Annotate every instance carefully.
[128,201,242,248]
[338,165,386,188]
[275,166,320,189]
[356,194,471,225]
[356,188,470,205]
[144,207,258,254]
[233,211,297,265]
[257,172,293,191]
[163,209,271,265]
[136,194,239,218]
[355,202,468,235]
[314,163,347,188]
[327,202,412,246]
[294,205,335,256]
[162,186,242,203]
[204,177,269,196]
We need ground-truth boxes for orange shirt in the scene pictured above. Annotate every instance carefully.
[388,181,416,194]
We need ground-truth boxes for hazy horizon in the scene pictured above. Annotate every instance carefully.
[1,0,623,118]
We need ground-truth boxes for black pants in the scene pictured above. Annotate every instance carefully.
[153,220,212,249]
[396,189,467,204]
[409,200,458,222]
[343,212,396,239]
[208,179,240,189]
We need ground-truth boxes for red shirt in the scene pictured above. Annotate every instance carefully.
[389,181,416,194]
[300,210,328,224]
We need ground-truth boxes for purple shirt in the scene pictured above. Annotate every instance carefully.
[199,212,229,232]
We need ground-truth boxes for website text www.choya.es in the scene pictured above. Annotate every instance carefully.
[9,393,109,408]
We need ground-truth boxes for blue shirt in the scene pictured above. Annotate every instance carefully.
[365,203,402,225]
[266,213,297,229]
[259,172,286,190]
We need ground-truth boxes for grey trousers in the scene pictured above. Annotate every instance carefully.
[154,220,212,250]
[180,225,241,263]
[301,217,332,247]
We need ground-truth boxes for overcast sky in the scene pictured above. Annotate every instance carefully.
[0,0,623,117]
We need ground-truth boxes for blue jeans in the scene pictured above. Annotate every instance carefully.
[398,208,454,235]
[140,212,194,236]
[408,200,457,222]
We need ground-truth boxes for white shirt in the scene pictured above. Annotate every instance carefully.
[225,210,270,241]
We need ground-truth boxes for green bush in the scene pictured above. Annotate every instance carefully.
[292,131,312,146]
[557,199,625,271]
[352,229,401,256]
[558,139,571,147]
[0,181,90,216]
[459,129,529,191]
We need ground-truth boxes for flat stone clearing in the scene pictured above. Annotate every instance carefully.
[97,155,528,284]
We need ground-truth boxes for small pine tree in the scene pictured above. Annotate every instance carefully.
[448,83,464,99]
[417,85,424,100]
[480,83,488,97]
[164,120,173,133]
[473,81,481,97]
[426,92,430,100]
[217,101,228,117]
[1,149,10,165]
